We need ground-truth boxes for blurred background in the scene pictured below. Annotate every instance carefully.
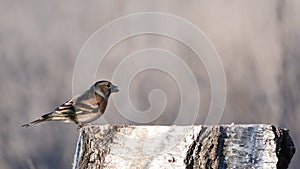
[1,0,299,168]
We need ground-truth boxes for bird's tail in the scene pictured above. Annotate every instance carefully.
[21,117,48,128]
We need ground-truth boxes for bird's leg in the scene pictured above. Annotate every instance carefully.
[76,122,92,131]
[76,122,83,131]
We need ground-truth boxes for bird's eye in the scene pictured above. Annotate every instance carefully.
[106,84,110,88]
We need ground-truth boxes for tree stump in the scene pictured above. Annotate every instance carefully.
[72,125,295,169]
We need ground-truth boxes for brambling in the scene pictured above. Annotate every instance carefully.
[22,80,119,128]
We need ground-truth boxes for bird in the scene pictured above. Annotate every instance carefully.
[22,80,119,128]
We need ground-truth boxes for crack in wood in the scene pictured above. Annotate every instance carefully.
[272,125,296,169]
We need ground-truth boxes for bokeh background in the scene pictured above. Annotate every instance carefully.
[1,1,299,168]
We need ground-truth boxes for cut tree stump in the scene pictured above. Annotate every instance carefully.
[72,125,295,169]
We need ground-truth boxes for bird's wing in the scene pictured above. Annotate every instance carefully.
[46,90,101,118]
[73,91,100,114]
[46,96,78,117]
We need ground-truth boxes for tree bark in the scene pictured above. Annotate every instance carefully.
[72,125,295,169]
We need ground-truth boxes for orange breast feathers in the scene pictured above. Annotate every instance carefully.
[96,93,108,113]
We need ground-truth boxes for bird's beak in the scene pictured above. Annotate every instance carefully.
[111,84,119,93]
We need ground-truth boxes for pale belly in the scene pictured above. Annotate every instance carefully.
[76,112,103,123]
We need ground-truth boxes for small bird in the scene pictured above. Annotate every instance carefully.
[22,80,119,128]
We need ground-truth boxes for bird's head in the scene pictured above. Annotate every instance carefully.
[93,80,119,99]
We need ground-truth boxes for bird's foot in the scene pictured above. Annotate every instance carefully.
[76,123,92,131]
[76,124,83,132]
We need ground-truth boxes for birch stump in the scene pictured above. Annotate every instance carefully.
[73,125,295,169]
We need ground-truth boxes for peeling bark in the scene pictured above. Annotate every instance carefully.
[73,125,295,169]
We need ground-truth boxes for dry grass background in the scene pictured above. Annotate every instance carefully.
[0,1,299,168]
